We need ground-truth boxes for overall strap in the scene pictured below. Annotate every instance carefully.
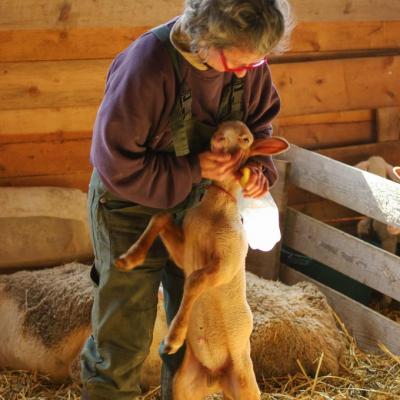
[230,75,244,120]
[218,75,244,122]
[152,24,192,156]
[152,25,183,82]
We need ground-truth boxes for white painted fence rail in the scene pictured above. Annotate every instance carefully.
[279,145,400,228]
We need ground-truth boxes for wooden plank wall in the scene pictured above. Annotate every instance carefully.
[0,0,400,196]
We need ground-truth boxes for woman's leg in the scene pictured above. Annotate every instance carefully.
[80,170,168,400]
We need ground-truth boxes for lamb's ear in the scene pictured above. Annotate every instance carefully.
[354,160,370,171]
[249,136,290,157]
[389,166,400,183]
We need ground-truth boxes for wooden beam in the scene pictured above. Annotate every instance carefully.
[0,130,92,145]
[270,49,400,65]
[1,0,399,31]
[284,208,400,302]
[376,106,400,142]
[279,145,400,227]
[2,21,400,62]
[290,21,400,53]
[0,106,97,141]
[0,139,92,177]
[1,56,399,115]
[277,121,373,150]
[0,27,150,62]
[289,0,400,21]
[0,172,91,192]
[271,56,400,117]
[280,264,400,354]
[317,141,400,166]
[0,59,108,110]
[277,109,373,126]
[0,0,184,29]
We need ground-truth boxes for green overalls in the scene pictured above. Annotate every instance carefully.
[80,24,244,400]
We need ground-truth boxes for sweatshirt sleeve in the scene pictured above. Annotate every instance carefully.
[90,34,202,209]
[243,64,281,188]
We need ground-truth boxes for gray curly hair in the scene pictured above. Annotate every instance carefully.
[181,0,294,55]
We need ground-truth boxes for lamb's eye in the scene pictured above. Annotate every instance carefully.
[243,137,250,144]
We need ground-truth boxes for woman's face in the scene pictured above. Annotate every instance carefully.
[205,47,268,78]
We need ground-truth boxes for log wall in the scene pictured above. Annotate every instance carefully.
[0,0,399,198]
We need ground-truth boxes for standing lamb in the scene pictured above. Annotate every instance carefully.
[115,121,290,400]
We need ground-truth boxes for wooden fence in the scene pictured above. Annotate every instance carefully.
[1,0,400,196]
[255,146,400,354]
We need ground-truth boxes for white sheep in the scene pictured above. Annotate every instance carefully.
[0,262,93,381]
[354,156,400,305]
[355,156,400,253]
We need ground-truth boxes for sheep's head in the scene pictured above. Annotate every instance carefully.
[355,156,400,183]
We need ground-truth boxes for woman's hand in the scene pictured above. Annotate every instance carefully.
[199,150,243,181]
[241,161,269,198]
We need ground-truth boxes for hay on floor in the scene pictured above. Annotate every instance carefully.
[1,314,399,400]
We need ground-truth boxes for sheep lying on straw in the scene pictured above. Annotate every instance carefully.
[0,262,344,388]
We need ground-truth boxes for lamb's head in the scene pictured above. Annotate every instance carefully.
[211,121,254,155]
[211,121,289,182]
[212,120,289,158]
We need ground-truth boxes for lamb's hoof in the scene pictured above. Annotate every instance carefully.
[162,344,175,355]
[162,338,182,355]
[114,256,135,271]
[114,247,146,271]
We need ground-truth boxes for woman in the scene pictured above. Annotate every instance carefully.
[80,0,292,399]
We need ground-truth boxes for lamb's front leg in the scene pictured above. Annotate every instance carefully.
[163,255,222,354]
[114,212,181,271]
[159,217,186,268]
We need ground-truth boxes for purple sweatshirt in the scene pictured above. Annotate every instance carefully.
[90,19,281,209]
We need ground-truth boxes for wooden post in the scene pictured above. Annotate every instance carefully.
[376,107,400,142]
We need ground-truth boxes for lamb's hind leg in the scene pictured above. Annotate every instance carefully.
[114,212,184,271]
[173,345,219,400]
[221,344,260,400]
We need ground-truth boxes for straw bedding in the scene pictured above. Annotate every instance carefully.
[1,313,399,400]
